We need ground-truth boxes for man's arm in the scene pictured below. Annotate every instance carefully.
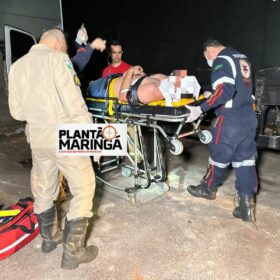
[200,57,236,112]
[186,58,236,123]
[8,66,25,121]
[118,66,143,102]
[71,44,94,73]
[71,38,106,73]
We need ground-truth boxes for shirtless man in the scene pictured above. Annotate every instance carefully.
[88,65,169,104]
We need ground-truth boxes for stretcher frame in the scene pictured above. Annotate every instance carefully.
[86,95,211,204]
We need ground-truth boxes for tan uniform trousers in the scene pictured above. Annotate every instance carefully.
[31,148,95,221]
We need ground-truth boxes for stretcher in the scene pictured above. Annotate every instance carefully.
[86,75,212,204]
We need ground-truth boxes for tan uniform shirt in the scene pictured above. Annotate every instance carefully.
[8,44,92,149]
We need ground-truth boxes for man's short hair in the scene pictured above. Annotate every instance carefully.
[110,40,123,50]
[203,37,224,52]
[39,28,66,43]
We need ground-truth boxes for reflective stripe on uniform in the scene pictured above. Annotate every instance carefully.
[232,159,256,168]
[209,157,230,168]
[232,54,247,59]
[212,76,235,90]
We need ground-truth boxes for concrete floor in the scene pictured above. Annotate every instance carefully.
[1,92,280,280]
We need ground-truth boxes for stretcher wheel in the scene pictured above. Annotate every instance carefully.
[159,182,170,192]
[121,167,132,177]
[199,130,212,144]
[170,139,184,155]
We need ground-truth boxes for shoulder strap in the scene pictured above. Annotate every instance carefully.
[126,75,147,106]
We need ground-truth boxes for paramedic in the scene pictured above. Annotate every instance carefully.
[185,38,258,222]
[8,28,103,269]
[102,40,132,77]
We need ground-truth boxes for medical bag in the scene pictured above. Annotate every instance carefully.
[0,197,39,261]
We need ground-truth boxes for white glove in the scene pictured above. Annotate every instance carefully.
[203,91,212,98]
[185,105,202,122]
[75,24,88,45]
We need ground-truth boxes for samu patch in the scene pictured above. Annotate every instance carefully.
[239,59,250,79]
[74,74,81,86]
[65,59,74,69]
[213,64,224,72]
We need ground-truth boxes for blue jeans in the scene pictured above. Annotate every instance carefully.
[87,74,117,98]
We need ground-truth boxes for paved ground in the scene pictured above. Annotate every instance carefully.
[0,92,280,280]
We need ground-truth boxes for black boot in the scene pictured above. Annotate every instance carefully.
[61,218,99,270]
[233,193,256,222]
[36,206,64,253]
[187,184,217,200]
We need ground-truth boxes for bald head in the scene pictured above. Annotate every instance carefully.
[39,28,67,53]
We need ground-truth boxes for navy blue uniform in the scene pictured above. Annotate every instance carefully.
[71,43,93,73]
[200,48,258,196]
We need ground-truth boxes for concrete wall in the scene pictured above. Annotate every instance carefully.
[0,0,62,41]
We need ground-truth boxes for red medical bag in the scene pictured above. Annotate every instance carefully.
[0,197,39,261]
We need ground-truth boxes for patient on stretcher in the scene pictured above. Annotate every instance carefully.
[87,65,201,106]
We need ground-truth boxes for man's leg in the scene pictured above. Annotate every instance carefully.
[57,156,98,270]
[187,117,235,200]
[31,150,63,253]
[232,130,258,222]
[187,156,230,200]
[57,156,95,220]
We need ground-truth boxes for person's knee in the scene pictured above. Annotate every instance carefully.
[209,144,235,165]
[69,164,95,193]
[83,165,96,188]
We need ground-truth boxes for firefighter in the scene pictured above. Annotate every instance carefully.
[8,28,105,269]
[185,38,258,222]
